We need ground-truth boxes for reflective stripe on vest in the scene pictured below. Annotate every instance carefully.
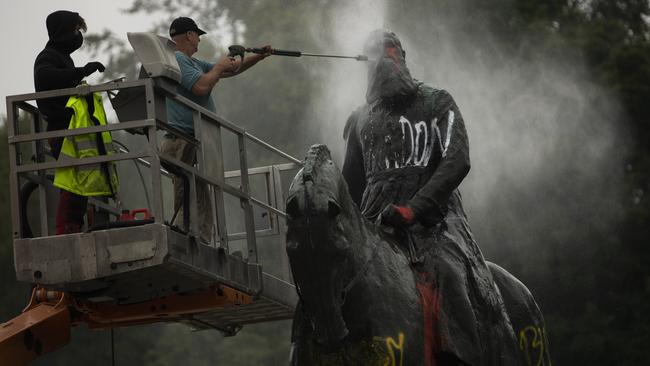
[53,93,119,197]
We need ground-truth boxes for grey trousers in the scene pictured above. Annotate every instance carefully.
[160,136,213,243]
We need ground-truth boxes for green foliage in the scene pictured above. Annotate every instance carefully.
[459,1,650,364]
[0,121,34,326]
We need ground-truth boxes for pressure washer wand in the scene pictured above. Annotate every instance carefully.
[228,45,368,61]
[291,51,369,61]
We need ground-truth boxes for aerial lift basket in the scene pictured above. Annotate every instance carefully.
[2,32,300,362]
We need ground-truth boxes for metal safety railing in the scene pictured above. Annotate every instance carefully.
[6,76,301,266]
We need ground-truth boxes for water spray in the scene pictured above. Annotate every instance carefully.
[228,45,369,61]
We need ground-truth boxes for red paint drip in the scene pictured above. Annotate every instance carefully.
[416,271,440,366]
[395,205,415,224]
[385,46,402,65]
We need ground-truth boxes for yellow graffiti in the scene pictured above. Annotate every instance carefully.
[310,333,406,366]
[383,332,405,366]
[519,325,551,366]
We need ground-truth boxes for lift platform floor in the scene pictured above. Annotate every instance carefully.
[13,223,297,329]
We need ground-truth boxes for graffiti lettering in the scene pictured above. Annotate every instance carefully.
[413,121,429,166]
[399,116,414,166]
[307,333,406,365]
[390,116,434,169]
[518,325,550,366]
[384,332,405,366]
[442,110,454,157]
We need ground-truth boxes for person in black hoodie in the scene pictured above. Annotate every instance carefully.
[34,10,105,234]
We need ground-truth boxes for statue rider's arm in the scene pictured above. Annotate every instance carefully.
[342,111,366,208]
[408,90,470,226]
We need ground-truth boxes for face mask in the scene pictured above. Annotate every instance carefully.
[51,31,83,54]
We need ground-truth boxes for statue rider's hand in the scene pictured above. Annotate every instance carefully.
[82,61,105,76]
[380,204,415,228]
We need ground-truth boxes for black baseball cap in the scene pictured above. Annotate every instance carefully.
[169,17,206,37]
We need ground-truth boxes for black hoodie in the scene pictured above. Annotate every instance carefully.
[34,10,86,131]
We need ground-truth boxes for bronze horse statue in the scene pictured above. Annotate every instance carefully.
[286,145,551,365]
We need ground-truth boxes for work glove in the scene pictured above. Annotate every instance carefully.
[379,204,415,228]
[82,61,106,76]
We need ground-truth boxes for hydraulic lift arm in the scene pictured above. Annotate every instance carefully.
[0,285,252,364]
[0,289,71,365]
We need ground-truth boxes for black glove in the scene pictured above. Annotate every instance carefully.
[82,61,105,76]
[379,204,415,228]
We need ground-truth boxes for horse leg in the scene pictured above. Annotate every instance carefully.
[290,301,314,366]
[437,352,471,365]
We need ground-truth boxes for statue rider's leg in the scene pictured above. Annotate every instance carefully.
[418,234,519,365]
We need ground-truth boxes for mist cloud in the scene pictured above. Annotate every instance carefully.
[306,0,626,271]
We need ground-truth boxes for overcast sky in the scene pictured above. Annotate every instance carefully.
[1,0,162,118]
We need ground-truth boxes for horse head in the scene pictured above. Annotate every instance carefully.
[285,144,368,350]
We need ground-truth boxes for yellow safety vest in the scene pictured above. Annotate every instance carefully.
[54,93,119,197]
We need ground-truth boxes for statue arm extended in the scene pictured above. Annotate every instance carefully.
[342,110,366,208]
[408,90,470,225]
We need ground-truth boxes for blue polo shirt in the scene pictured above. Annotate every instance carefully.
[166,51,217,135]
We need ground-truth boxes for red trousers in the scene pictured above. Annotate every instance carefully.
[50,137,88,235]
[55,190,88,234]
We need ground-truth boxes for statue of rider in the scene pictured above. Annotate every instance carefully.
[342,30,520,365]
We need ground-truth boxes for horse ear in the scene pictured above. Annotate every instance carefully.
[328,199,341,218]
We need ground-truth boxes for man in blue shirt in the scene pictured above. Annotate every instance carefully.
[162,17,271,243]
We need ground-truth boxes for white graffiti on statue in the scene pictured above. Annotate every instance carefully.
[384,112,454,169]
[442,110,454,158]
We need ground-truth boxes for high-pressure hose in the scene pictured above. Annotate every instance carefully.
[19,177,53,238]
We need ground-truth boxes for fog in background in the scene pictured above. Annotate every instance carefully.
[0,1,628,269]
[305,0,626,280]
